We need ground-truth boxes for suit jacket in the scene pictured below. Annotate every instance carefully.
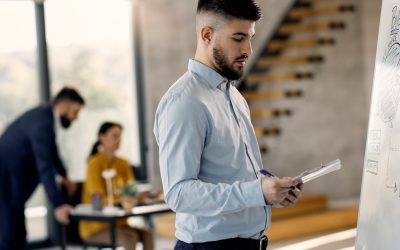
[0,105,67,208]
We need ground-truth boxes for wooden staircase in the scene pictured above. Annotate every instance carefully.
[266,194,358,242]
[239,0,356,154]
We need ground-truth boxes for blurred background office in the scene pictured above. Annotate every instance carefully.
[0,0,382,249]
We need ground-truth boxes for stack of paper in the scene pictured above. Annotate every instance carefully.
[294,159,342,183]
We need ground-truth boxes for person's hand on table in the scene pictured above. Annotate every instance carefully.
[54,204,74,225]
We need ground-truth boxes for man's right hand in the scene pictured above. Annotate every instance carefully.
[261,176,298,205]
[61,177,78,197]
[54,204,73,225]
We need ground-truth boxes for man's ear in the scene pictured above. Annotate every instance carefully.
[200,26,214,45]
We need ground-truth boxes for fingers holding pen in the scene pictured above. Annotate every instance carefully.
[280,180,303,207]
[261,176,304,206]
[261,176,299,205]
[280,190,300,207]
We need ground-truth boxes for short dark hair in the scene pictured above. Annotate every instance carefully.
[197,0,262,21]
[53,87,85,105]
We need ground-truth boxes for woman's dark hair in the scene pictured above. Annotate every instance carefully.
[197,0,262,21]
[89,122,123,159]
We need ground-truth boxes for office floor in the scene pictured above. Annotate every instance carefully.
[38,229,356,250]
[38,236,175,250]
[267,229,356,250]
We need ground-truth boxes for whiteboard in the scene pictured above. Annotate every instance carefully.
[356,0,400,249]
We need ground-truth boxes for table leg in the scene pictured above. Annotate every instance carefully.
[110,220,116,250]
[144,214,154,229]
[60,225,66,250]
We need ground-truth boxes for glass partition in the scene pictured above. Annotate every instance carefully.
[45,0,142,181]
[0,1,47,242]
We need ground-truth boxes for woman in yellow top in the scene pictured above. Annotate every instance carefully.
[80,122,153,250]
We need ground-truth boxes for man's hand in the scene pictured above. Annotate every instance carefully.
[279,183,303,208]
[54,204,73,225]
[261,176,302,205]
[61,177,77,197]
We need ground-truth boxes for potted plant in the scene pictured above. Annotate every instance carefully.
[118,180,138,212]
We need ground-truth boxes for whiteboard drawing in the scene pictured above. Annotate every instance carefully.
[380,43,400,125]
[385,135,400,192]
[367,143,380,154]
[368,129,381,140]
[366,159,379,175]
[367,130,382,156]
[357,2,400,249]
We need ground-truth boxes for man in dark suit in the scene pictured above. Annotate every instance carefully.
[0,87,85,250]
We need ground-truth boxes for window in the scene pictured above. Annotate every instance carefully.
[0,1,39,133]
[45,0,141,181]
[0,1,47,242]
[1,0,144,244]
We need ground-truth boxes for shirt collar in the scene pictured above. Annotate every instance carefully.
[188,59,232,89]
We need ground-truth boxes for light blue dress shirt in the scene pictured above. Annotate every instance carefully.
[154,59,270,243]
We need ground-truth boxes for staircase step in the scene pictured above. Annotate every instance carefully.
[256,55,324,67]
[271,194,328,220]
[153,205,339,238]
[278,21,345,34]
[241,89,303,101]
[298,0,346,4]
[268,38,335,51]
[266,207,358,242]
[250,108,292,120]
[247,72,313,84]
[254,127,281,137]
[154,212,176,238]
[153,195,356,241]
[288,4,355,19]
[259,145,269,154]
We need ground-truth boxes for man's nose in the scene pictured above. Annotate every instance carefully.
[242,40,253,57]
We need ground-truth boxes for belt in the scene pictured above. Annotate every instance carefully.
[178,236,268,250]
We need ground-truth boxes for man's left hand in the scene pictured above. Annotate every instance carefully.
[279,183,303,207]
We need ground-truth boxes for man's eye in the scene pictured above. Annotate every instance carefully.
[233,37,243,42]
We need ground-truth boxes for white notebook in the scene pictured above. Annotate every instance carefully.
[293,159,341,183]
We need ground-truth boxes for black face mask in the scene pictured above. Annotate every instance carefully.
[60,114,72,129]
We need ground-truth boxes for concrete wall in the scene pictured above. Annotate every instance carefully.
[259,0,368,199]
[139,0,383,200]
[361,0,382,101]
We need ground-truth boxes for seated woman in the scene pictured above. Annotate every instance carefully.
[79,122,153,250]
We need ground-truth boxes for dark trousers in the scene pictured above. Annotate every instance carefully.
[175,237,268,250]
[0,169,27,250]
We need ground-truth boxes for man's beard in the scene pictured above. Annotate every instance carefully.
[60,114,72,129]
[213,46,244,80]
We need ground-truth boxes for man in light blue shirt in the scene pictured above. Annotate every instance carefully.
[154,0,302,249]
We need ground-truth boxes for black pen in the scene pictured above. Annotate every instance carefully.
[258,169,300,192]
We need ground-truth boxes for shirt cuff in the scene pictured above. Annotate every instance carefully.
[241,179,267,207]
